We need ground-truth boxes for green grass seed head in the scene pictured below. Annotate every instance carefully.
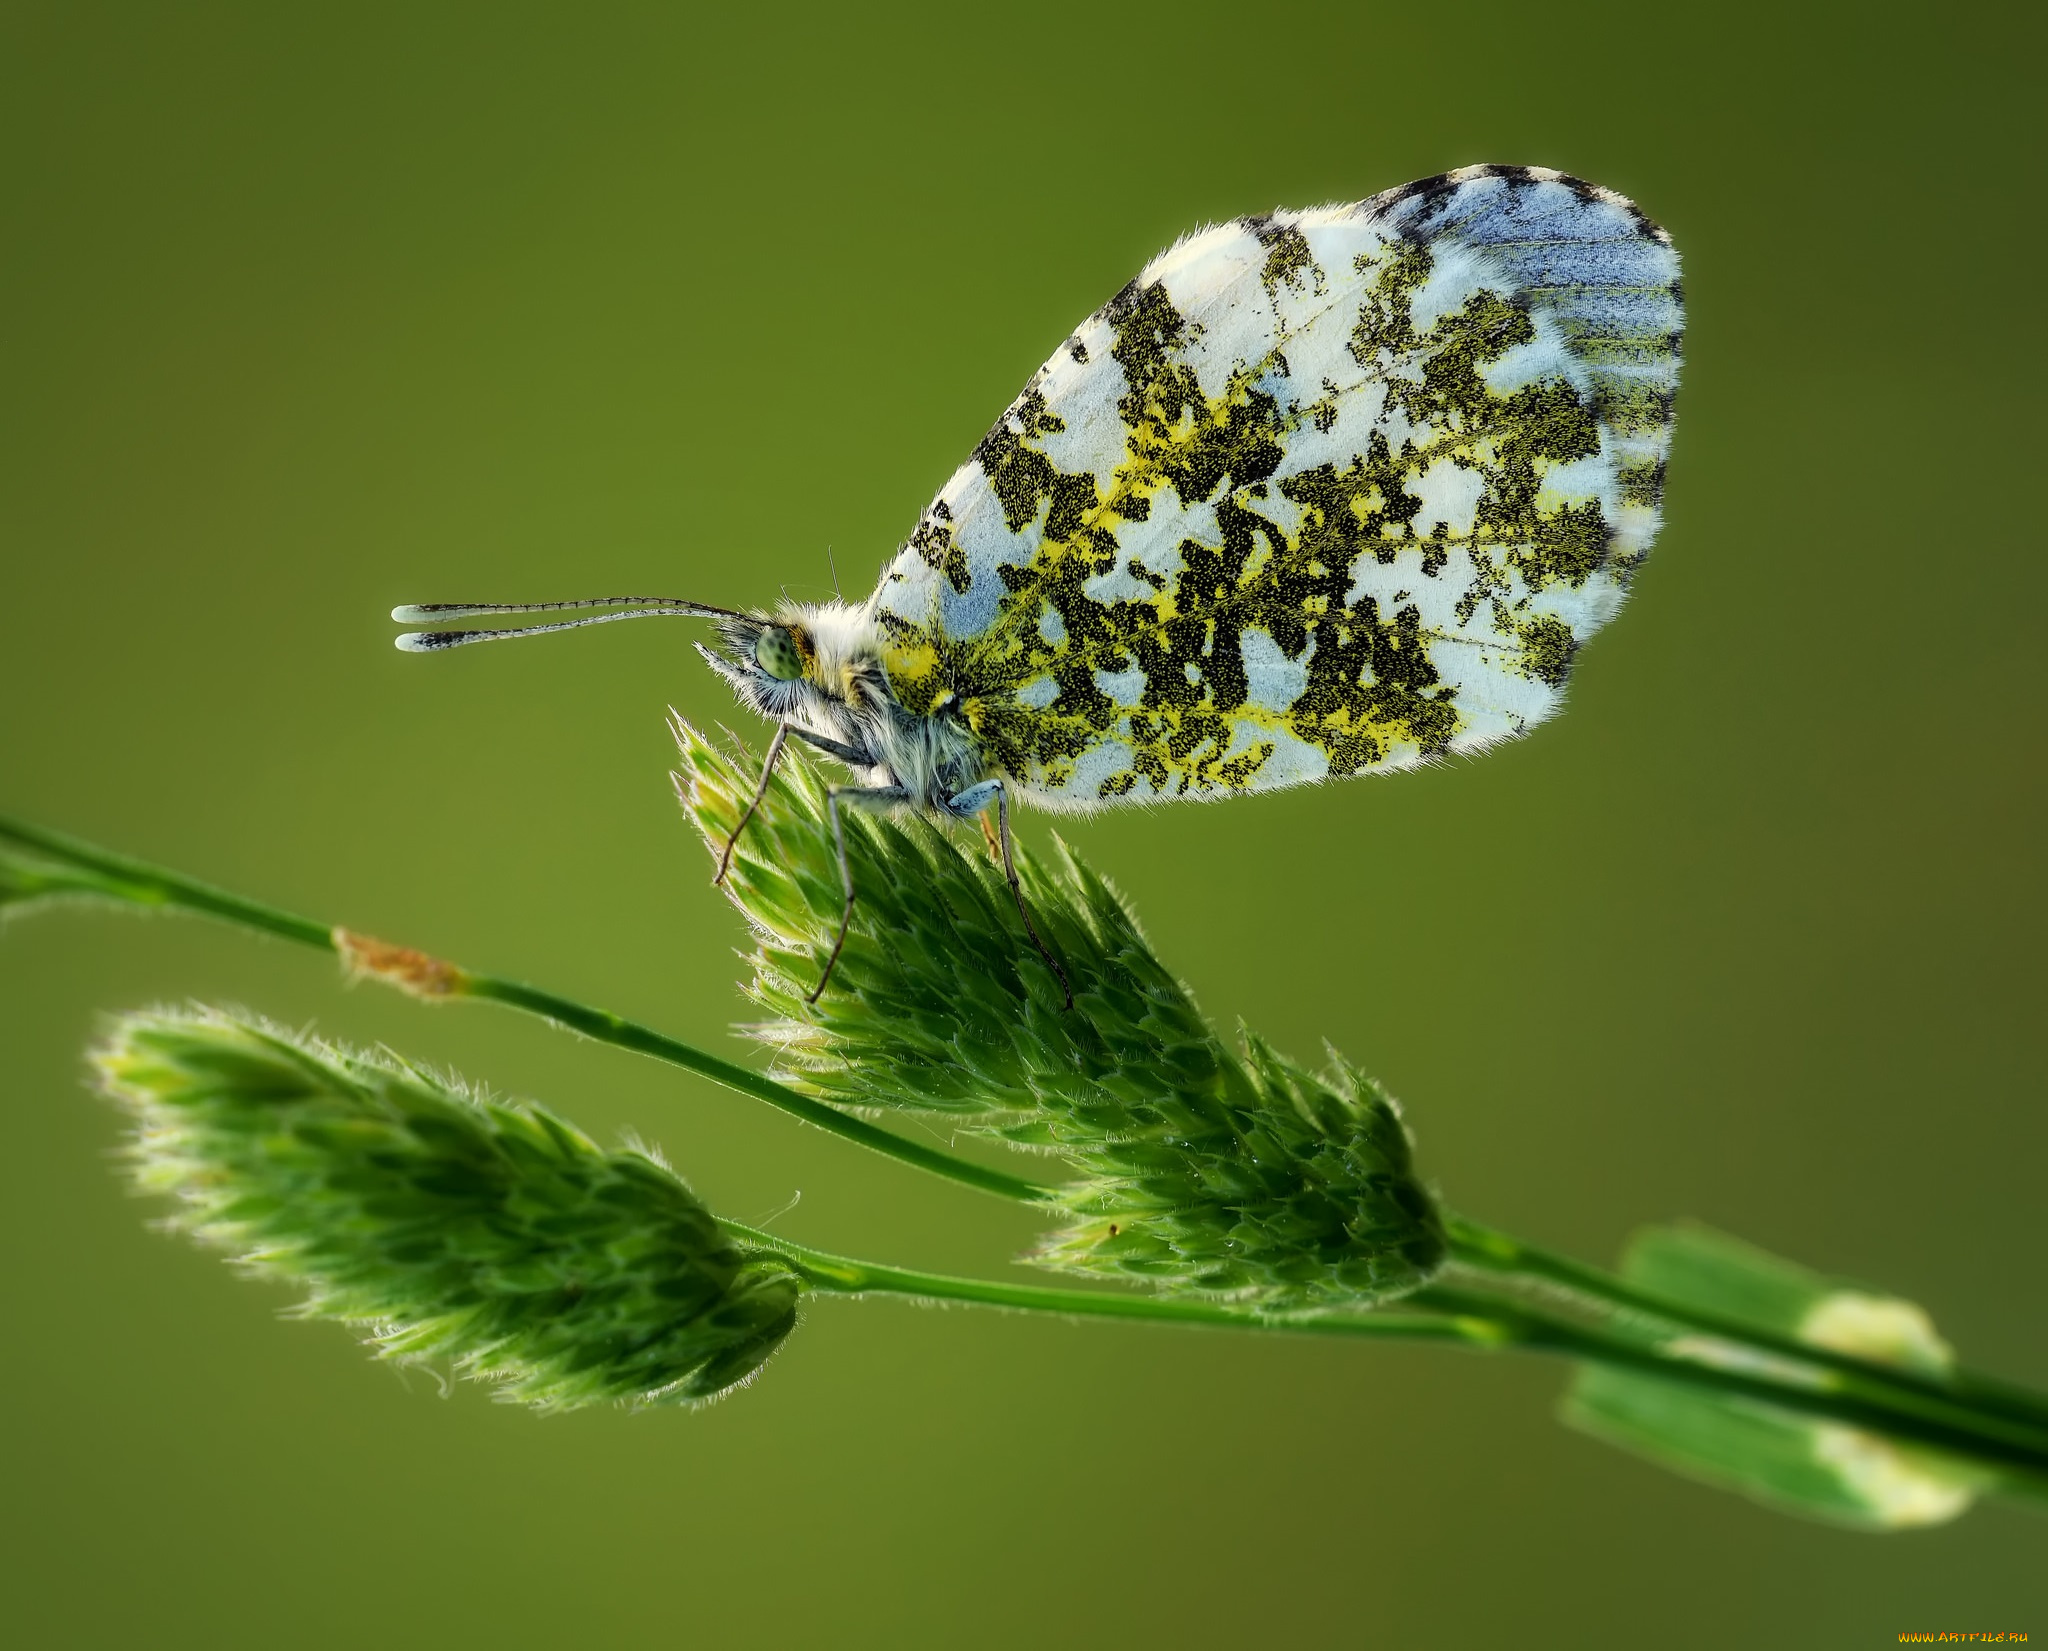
[674,719,1445,1309]
[96,1005,802,1409]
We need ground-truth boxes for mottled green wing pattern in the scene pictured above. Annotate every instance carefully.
[870,165,1683,807]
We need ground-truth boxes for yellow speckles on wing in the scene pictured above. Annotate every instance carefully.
[870,169,1684,808]
[878,632,942,709]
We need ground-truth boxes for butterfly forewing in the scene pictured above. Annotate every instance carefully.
[871,165,1683,808]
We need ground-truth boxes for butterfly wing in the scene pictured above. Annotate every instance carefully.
[871,165,1684,807]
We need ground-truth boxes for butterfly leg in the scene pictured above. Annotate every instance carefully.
[715,722,790,886]
[810,783,908,1005]
[946,779,1073,1012]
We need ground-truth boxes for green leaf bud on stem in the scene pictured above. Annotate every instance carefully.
[1562,1223,1985,1527]
[674,721,1445,1308]
[95,1006,801,1409]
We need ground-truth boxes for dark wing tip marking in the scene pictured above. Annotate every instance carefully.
[1369,169,1462,214]
[1362,165,1674,247]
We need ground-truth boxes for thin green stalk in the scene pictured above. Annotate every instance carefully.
[713,1219,1507,1345]
[455,977,1052,1205]
[0,815,333,948]
[721,1216,2048,1488]
[0,813,1052,1208]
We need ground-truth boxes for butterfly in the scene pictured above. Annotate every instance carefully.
[396,165,1685,1008]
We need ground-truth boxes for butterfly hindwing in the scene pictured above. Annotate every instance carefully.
[872,165,1683,809]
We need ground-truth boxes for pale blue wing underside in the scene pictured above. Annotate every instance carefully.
[872,165,1684,807]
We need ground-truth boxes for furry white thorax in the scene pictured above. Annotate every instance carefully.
[695,599,986,812]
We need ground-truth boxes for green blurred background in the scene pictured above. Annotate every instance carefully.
[2,2,2041,1645]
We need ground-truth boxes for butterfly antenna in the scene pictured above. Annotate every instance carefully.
[391,596,748,652]
[826,545,843,602]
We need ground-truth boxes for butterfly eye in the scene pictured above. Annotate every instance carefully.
[754,626,806,682]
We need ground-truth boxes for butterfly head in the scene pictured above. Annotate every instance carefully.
[693,600,893,734]
[693,609,820,719]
